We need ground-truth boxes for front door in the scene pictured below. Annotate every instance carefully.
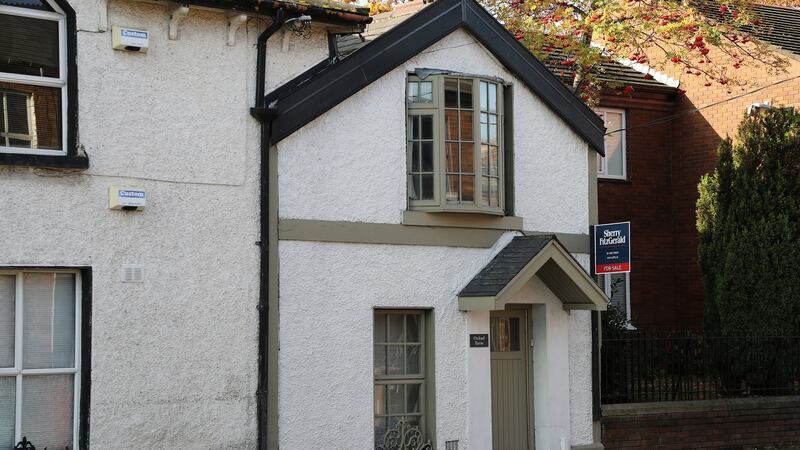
[490,309,531,450]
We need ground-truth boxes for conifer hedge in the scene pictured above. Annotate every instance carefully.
[697,108,800,337]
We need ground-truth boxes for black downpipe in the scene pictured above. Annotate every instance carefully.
[256,9,285,450]
[256,9,286,108]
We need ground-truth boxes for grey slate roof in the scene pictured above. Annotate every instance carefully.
[460,235,554,297]
[696,2,800,58]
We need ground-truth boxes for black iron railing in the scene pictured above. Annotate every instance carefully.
[601,331,800,404]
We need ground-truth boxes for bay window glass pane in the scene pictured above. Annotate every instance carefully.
[420,174,434,200]
[481,145,489,175]
[410,142,420,173]
[420,116,433,140]
[488,83,497,112]
[461,175,474,202]
[23,273,75,369]
[446,175,459,201]
[482,176,490,205]
[0,377,14,449]
[445,143,458,172]
[419,81,433,103]
[459,80,472,108]
[480,81,488,110]
[444,79,458,108]
[0,14,60,78]
[407,81,418,103]
[460,111,473,140]
[1,84,63,150]
[21,374,74,450]
[421,142,433,172]
[444,110,458,140]
[0,275,14,367]
[490,178,499,206]
[460,143,474,173]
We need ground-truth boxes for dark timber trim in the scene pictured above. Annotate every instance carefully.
[79,267,92,449]
[266,0,605,154]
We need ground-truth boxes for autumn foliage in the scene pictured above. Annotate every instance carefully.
[480,0,791,101]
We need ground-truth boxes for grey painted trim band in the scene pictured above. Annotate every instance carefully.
[279,219,590,251]
[572,442,605,450]
[279,219,505,248]
[402,210,523,230]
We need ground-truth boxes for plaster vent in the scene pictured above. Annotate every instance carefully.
[445,441,459,450]
[120,265,144,283]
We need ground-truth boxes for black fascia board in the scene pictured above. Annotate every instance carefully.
[267,0,606,154]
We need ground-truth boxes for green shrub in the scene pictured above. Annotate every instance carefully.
[697,107,800,336]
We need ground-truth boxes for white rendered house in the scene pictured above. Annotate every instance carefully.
[0,0,607,447]
[267,0,609,449]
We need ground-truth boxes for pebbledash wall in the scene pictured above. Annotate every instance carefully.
[0,0,333,447]
[277,29,597,449]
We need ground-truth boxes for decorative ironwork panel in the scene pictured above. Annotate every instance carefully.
[376,417,432,450]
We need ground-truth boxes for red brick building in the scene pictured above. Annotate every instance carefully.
[595,4,800,330]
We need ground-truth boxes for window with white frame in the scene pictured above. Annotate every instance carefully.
[407,75,505,214]
[373,310,434,448]
[598,272,632,327]
[595,108,626,179]
[0,0,68,155]
[0,270,82,450]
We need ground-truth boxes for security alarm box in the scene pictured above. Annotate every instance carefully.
[112,26,149,53]
[109,186,146,211]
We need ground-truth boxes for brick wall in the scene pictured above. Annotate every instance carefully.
[597,50,800,331]
[667,53,800,330]
[597,91,679,329]
[602,396,800,450]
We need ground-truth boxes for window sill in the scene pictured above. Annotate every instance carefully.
[597,177,631,185]
[0,153,89,169]
[403,210,523,230]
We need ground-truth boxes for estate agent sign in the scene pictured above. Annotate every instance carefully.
[593,222,631,275]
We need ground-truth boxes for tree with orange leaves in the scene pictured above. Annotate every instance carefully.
[481,0,792,103]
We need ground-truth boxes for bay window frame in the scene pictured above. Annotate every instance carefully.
[407,74,505,215]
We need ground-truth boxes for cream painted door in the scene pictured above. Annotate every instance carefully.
[490,310,531,450]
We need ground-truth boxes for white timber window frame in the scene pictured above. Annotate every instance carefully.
[0,1,68,156]
[595,108,626,180]
[0,269,82,450]
[406,74,505,215]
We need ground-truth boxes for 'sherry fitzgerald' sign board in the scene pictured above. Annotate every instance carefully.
[594,222,631,275]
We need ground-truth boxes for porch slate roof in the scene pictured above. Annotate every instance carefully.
[458,235,609,311]
[460,235,553,297]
